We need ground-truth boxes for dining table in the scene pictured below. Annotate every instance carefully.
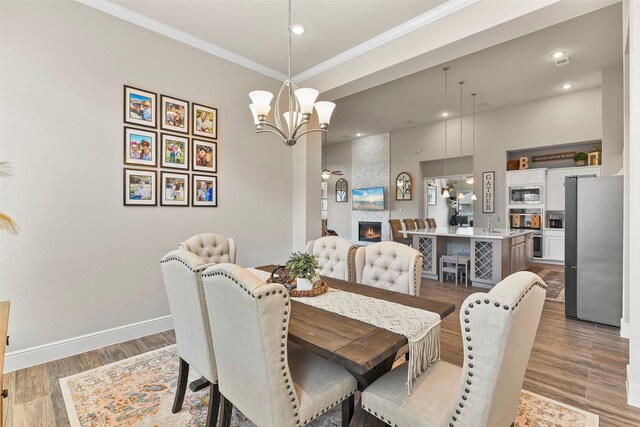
[255,265,456,391]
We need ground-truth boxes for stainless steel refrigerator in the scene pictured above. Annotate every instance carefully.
[565,175,623,326]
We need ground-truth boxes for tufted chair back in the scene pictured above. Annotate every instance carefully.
[160,249,217,382]
[201,264,300,426]
[415,218,426,229]
[402,218,416,231]
[305,236,357,282]
[179,233,237,265]
[446,272,546,426]
[426,218,437,228]
[355,242,423,296]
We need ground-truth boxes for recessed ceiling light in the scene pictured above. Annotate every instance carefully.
[290,24,305,35]
[356,133,363,137]
[441,111,450,117]
[562,83,572,90]
[552,51,566,59]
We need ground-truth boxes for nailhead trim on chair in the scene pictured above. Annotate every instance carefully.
[202,270,303,425]
[413,254,423,296]
[447,280,547,426]
[160,256,197,272]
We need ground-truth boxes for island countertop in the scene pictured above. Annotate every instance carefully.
[405,227,534,240]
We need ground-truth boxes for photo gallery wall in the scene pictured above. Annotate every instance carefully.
[122,85,218,207]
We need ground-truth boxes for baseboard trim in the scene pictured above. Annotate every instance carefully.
[4,315,173,373]
[627,365,640,408]
[620,319,631,338]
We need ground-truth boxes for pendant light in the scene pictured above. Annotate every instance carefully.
[458,81,465,201]
[471,92,478,201]
[442,67,450,199]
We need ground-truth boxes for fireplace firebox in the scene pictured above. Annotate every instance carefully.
[359,221,382,242]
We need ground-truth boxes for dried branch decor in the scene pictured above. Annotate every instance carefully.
[0,162,19,235]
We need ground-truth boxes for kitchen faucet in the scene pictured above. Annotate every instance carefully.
[486,213,501,233]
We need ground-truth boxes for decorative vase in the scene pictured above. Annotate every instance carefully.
[296,277,313,291]
[575,160,587,166]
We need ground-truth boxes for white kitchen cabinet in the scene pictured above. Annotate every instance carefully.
[543,229,565,261]
[545,166,602,212]
[506,169,546,187]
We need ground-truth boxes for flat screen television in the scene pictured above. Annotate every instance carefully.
[352,187,384,210]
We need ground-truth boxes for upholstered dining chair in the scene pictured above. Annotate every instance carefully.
[179,232,237,265]
[426,218,437,228]
[361,271,547,427]
[355,241,424,296]
[160,249,219,427]
[305,236,357,282]
[403,218,417,231]
[415,218,427,229]
[389,219,412,246]
[200,264,357,427]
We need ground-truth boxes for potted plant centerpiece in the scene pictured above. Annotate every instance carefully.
[574,152,588,166]
[286,252,319,291]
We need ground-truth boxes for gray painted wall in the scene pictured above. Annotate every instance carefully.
[0,1,291,352]
[325,141,352,239]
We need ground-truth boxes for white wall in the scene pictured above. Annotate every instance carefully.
[602,65,624,175]
[325,141,352,239]
[391,88,604,225]
[0,1,292,362]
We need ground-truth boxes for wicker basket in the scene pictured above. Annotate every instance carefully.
[290,281,328,298]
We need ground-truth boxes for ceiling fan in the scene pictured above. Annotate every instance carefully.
[321,132,343,179]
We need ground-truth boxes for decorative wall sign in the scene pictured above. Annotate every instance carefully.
[124,86,157,128]
[427,185,437,206]
[161,172,189,206]
[482,171,495,213]
[123,168,157,206]
[160,95,189,134]
[336,178,348,202]
[531,151,576,162]
[395,172,412,201]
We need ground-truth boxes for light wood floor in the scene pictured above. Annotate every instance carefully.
[4,264,640,426]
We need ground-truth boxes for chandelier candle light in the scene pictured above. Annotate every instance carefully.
[249,0,335,147]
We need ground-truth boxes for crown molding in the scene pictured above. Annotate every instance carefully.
[293,0,479,83]
[75,0,288,81]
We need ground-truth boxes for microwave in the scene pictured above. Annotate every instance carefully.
[509,186,543,205]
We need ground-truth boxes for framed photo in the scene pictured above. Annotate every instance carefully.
[161,171,189,206]
[192,103,218,139]
[124,85,157,128]
[482,171,495,213]
[427,185,437,206]
[124,127,157,167]
[320,181,327,198]
[161,133,189,170]
[123,168,157,206]
[321,199,328,210]
[160,95,189,134]
[192,174,217,207]
[192,139,217,173]
[396,172,412,201]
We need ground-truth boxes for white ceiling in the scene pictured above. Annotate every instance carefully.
[326,3,622,143]
[111,0,447,76]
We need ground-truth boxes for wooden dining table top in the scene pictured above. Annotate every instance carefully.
[255,265,455,388]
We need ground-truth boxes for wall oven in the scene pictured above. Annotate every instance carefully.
[509,186,543,205]
[509,208,543,258]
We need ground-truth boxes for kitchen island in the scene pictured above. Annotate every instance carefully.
[406,227,534,288]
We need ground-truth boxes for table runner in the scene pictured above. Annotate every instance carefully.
[247,268,440,394]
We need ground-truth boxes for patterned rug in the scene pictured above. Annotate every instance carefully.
[541,270,565,303]
[60,345,598,427]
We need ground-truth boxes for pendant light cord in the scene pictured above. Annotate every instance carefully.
[459,81,464,176]
[288,0,292,82]
[443,67,449,180]
[472,92,476,173]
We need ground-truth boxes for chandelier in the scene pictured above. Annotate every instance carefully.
[248,0,335,146]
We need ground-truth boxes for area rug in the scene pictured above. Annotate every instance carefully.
[60,345,598,427]
[541,270,566,303]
